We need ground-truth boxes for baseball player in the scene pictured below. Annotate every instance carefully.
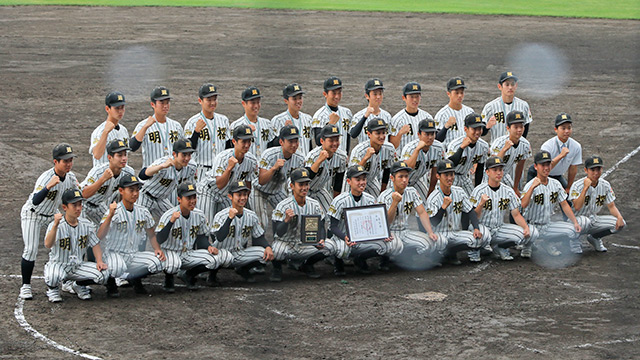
[389,82,435,151]
[521,151,587,255]
[19,143,79,300]
[481,71,533,144]
[311,76,353,153]
[198,125,259,224]
[270,168,330,281]
[250,125,305,228]
[489,110,532,195]
[131,86,183,168]
[89,91,129,166]
[43,189,109,302]
[447,113,490,195]
[271,83,313,156]
[97,175,165,297]
[347,118,396,198]
[349,78,392,145]
[425,159,490,264]
[470,156,534,260]
[230,86,277,159]
[210,180,274,284]
[434,77,475,147]
[400,119,446,202]
[305,124,348,212]
[569,155,626,252]
[184,83,232,180]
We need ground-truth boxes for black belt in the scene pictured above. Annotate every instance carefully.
[200,165,213,169]
[30,209,53,217]
[143,191,158,200]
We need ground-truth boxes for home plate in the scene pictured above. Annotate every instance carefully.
[403,292,447,301]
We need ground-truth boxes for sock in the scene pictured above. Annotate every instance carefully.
[21,258,35,285]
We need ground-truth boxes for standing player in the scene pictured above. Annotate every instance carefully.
[569,156,626,252]
[184,83,231,180]
[447,113,490,195]
[389,82,434,152]
[311,76,353,153]
[43,189,109,302]
[89,91,129,166]
[19,144,79,300]
[490,110,532,195]
[131,86,183,168]
[271,83,313,156]
[434,77,475,147]
[230,86,277,159]
[349,78,392,145]
[482,71,533,143]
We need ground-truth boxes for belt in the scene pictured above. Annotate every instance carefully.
[30,209,53,217]
[142,191,158,200]
[200,165,213,169]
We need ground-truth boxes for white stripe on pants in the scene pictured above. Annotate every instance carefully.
[163,249,224,274]
[489,224,525,248]
[44,261,108,287]
[103,251,163,279]
[20,209,53,261]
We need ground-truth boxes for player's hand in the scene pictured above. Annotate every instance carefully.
[445,116,456,129]
[615,217,625,230]
[318,150,329,162]
[46,175,61,190]
[560,146,570,158]
[345,236,355,247]
[248,123,256,132]
[170,211,181,222]
[227,156,238,170]
[364,147,376,161]
[479,194,489,206]
[96,260,108,271]
[442,196,452,209]
[473,228,482,239]
[399,124,411,136]
[162,157,174,169]
[108,201,118,215]
[416,140,427,150]
[101,168,114,181]
[144,116,156,128]
[104,121,116,133]
[384,235,394,242]
[461,136,473,148]
[531,177,541,189]
[284,119,293,126]
[573,222,581,233]
[273,158,286,170]
[364,106,376,118]
[328,112,340,125]
[53,213,63,223]
[284,209,295,223]
[471,163,478,174]
[195,118,207,133]
[428,232,438,242]
[315,239,325,249]
[229,207,238,219]
[522,225,530,238]
[502,139,514,151]
[263,247,274,261]
[391,191,402,203]
[155,249,166,262]
[208,246,219,255]
[486,115,497,129]
[583,177,592,188]
[513,187,521,197]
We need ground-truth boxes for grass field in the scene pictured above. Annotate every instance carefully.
[0,0,638,19]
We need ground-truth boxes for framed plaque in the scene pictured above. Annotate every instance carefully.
[300,215,321,245]
[344,204,390,243]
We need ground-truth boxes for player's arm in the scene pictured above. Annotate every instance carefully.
[44,214,62,249]
[416,204,438,240]
[380,168,390,192]
[560,200,581,232]
[309,150,329,173]
[146,227,166,261]
[510,208,531,238]
[473,194,488,217]
[97,202,117,240]
[214,209,236,240]
[156,213,179,245]
[134,116,155,143]
[404,143,424,168]
[520,179,540,208]
[427,167,438,196]
[215,157,238,190]
[550,147,569,170]
[359,147,375,167]
[82,169,114,199]
[386,193,401,224]
[93,122,117,160]
[513,159,526,196]
[571,179,591,211]
[332,171,345,197]
[566,165,578,192]
[141,157,173,178]
[259,158,285,185]
[91,242,108,271]
[606,201,626,230]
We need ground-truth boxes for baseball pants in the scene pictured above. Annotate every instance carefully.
[271,240,328,262]
[439,224,491,253]
[392,229,446,256]
[249,189,287,229]
[163,249,224,274]
[453,173,474,196]
[488,223,525,249]
[44,261,109,287]
[581,215,625,238]
[324,236,398,260]
[102,251,162,280]
[20,207,54,261]
[197,189,231,226]
[530,216,589,252]
[136,191,173,220]
[215,247,267,268]
[81,202,108,225]
[308,188,332,213]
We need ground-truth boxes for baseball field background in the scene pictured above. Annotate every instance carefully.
[0,1,638,359]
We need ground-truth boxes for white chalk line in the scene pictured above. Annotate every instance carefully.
[515,344,546,354]
[602,144,640,179]
[569,337,639,349]
[611,243,640,250]
[468,262,491,273]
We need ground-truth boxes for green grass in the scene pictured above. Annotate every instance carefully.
[1,0,638,19]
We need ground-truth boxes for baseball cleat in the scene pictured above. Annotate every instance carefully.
[19,284,33,300]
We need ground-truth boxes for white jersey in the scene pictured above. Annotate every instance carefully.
[348,140,396,184]
[378,187,423,231]
[305,147,348,192]
[212,207,264,251]
[184,112,231,167]
[470,183,521,228]
[141,156,197,200]
[434,104,475,146]
[569,178,616,218]
[21,169,79,216]
[490,135,531,185]
[46,217,99,264]
[541,137,583,177]
[390,108,434,151]
[352,107,392,145]
[201,149,258,198]
[89,122,129,166]
[271,110,313,156]
[132,116,183,167]
[101,202,155,254]
[272,196,324,244]
[447,136,490,175]
[481,96,532,144]
[311,104,353,153]
[156,206,210,252]
[256,147,305,194]
[521,177,567,224]
[80,164,135,206]
[425,186,474,233]
[230,115,276,159]
[327,191,377,237]
[400,139,446,185]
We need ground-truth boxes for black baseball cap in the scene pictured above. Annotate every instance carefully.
[365,78,385,93]
[279,125,300,140]
[506,110,526,126]
[436,159,456,174]
[403,82,421,95]
[150,86,171,101]
[418,119,437,133]
[177,182,197,197]
[499,71,518,84]
[346,165,368,178]
[324,76,342,91]
[320,124,341,138]
[107,139,131,155]
[390,161,413,174]
[290,168,311,183]
[119,175,142,188]
[242,86,262,101]
[534,151,553,164]
[62,188,83,205]
[464,113,484,128]
[555,113,572,127]
[447,77,467,91]
[585,155,604,169]
[229,180,251,193]
[52,143,77,160]
[485,156,506,169]
[233,124,254,140]
[105,91,126,107]
[173,138,196,153]
[366,118,388,132]
[283,83,305,98]
[199,83,218,98]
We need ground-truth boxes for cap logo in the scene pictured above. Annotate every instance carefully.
[400,162,407,167]
[445,163,452,169]
[515,113,521,119]
[357,166,363,171]
[293,85,300,91]
[188,185,194,190]
[542,153,549,158]
[209,86,215,92]
[332,127,338,133]
[161,89,167,95]
[118,141,124,146]
[301,171,308,177]
[561,114,567,120]
[66,147,72,153]
[475,117,481,122]
[593,158,599,164]
[246,128,251,134]
[428,121,434,127]
[291,128,296,134]
[374,80,380,85]
[378,120,383,125]
[185,141,192,148]
[333,79,339,85]
[238,181,244,187]
[117,95,123,101]
[131,176,138,181]
[495,158,501,163]
[412,85,418,90]
[456,79,462,85]
[507,72,513,76]
[74,191,80,197]
[251,89,258,95]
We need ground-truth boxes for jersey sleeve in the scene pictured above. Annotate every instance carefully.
[183,117,196,138]
[212,209,227,233]
[460,190,474,213]
[568,180,583,201]
[251,214,265,238]
[259,150,275,171]
[156,210,173,233]
[480,102,493,123]
[132,120,145,137]
[507,188,521,210]
[349,146,364,166]
[213,152,227,176]
[272,202,286,221]
[87,223,100,247]
[409,188,423,207]
[570,142,583,166]
[88,125,102,154]
[143,208,156,229]
[605,182,616,204]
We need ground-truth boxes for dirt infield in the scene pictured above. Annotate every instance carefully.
[0,6,639,359]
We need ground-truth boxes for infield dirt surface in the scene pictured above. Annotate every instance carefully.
[0,6,639,359]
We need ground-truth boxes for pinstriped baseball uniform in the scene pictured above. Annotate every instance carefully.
[271,110,313,156]
[434,104,475,146]
[481,96,532,144]
[184,111,230,177]
[212,207,267,268]
[132,116,183,168]
[400,139,446,201]
[89,122,129,166]
[304,147,348,211]
[569,177,622,237]
[230,116,276,159]
[353,108,392,145]
[470,183,526,248]
[489,135,532,188]
[137,156,197,218]
[20,169,79,261]
[80,164,135,224]
[347,140,397,197]
[446,136,489,195]
[390,108,434,151]
[311,105,353,153]
[44,217,109,287]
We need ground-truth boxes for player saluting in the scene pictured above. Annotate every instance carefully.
[19,143,79,300]
[271,83,313,156]
[350,78,392,145]
[435,77,475,147]
[569,156,626,252]
[490,110,532,196]
[311,76,353,153]
[230,86,277,159]
[44,189,109,302]
[89,91,129,166]
[389,82,434,152]
[482,71,533,143]
[447,113,490,195]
